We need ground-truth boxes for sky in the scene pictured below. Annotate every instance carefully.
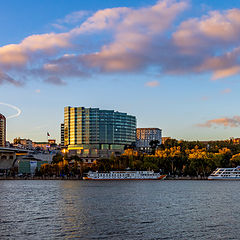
[1,0,240,143]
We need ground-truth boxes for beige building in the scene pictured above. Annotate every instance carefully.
[13,138,33,149]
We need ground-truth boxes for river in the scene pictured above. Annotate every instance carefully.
[0,180,238,239]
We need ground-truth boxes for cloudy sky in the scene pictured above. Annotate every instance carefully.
[1,0,240,142]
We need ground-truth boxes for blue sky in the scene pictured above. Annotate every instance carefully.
[1,0,240,143]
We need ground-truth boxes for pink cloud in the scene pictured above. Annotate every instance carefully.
[145,80,160,87]
[1,0,240,86]
[172,9,240,79]
[0,33,70,69]
[212,66,240,80]
[201,96,209,101]
[197,116,240,128]
[83,0,188,72]
[173,9,240,52]
[74,7,130,34]
[221,88,232,94]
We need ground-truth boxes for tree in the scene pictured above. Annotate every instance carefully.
[230,153,240,167]
[52,153,63,164]
[149,140,160,155]
[70,155,84,178]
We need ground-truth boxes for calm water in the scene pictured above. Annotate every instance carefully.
[0,180,239,240]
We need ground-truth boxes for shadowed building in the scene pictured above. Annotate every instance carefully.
[64,106,136,153]
[0,114,6,147]
[0,149,16,173]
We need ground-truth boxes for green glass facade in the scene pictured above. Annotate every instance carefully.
[64,107,136,150]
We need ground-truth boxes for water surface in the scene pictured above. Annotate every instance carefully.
[0,180,239,239]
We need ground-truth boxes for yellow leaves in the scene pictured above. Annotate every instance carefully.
[230,153,240,161]
[187,147,210,160]
[122,149,138,157]
[218,147,231,154]
[230,153,240,167]
[57,159,68,167]
[155,146,181,158]
[41,163,49,169]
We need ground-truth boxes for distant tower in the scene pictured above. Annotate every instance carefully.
[0,114,6,147]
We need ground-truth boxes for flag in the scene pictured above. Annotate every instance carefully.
[47,132,50,137]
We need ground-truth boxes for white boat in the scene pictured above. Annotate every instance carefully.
[83,171,166,180]
[208,166,240,180]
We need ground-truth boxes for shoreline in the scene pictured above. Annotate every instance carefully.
[0,176,208,180]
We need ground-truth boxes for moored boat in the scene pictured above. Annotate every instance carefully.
[83,171,166,180]
[208,166,240,180]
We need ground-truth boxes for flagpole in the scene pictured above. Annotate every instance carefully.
[47,132,50,151]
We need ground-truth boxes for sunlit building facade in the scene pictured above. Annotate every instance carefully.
[136,128,162,150]
[64,106,136,151]
[0,114,6,147]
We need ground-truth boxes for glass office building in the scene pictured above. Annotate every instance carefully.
[64,107,136,150]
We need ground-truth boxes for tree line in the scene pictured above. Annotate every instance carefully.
[39,139,240,178]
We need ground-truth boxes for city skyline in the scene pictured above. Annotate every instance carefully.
[1,0,240,142]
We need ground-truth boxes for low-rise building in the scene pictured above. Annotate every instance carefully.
[18,157,48,175]
[0,149,16,172]
[32,139,59,150]
[13,138,33,149]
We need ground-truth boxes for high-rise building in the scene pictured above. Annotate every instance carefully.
[0,114,6,147]
[61,123,64,146]
[136,128,162,150]
[64,106,136,150]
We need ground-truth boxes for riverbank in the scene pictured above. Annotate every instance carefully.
[0,176,208,180]
[0,176,82,180]
[166,176,208,180]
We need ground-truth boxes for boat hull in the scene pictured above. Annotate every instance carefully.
[83,173,167,180]
[208,167,240,180]
[208,176,240,180]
